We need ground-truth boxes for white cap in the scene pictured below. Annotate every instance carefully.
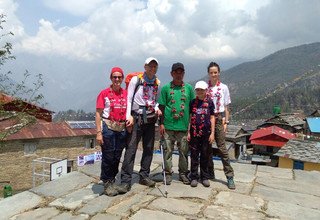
[195,80,208,90]
[145,57,159,65]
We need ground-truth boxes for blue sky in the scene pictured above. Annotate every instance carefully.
[1,0,320,111]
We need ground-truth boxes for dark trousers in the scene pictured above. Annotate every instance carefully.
[189,135,211,180]
[120,120,155,184]
[100,121,127,182]
[208,117,234,178]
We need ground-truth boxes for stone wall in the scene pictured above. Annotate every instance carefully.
[0,136,98,195]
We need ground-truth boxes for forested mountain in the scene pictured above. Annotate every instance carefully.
[200,42,320,120]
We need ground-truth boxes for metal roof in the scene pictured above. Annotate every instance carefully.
[1,119,96,141]
[306,117,320,133]
[265,113,305,127]
[275,139,320,163]
[250,125,296,147]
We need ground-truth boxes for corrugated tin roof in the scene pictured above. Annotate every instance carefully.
[226,125,245,139]
[275,139,320,163]
[306,117,320,133]
[250,125,296,140]
[1,119,96,141]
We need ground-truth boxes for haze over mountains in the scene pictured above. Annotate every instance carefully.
[4,42,320,119]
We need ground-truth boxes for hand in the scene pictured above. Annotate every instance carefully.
[223,123,228,133]
[126,115,134,127]
[156,109,162,117]
[187,132,191,142]
[159,124,165,136]
[96,133,103,145]
[208,133,215,144]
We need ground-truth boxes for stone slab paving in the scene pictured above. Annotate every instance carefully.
[257,165,293,179]
[252,184,320,209]
[214,191,264,211]
[49,184,102,210]
[256,176,320,197]
[294,169,320,182]
[2,152,320,220]
[106,193,155,218]
[204,205,266,220]
[266,201,320,220]
[149,181,214,200]
[91,213,121,220]
[50,212,89,220]
[0,191,44,220]
[130,209,185,220]
[30,171,94,198]
[148,197,204,217]
[10,207,60,220]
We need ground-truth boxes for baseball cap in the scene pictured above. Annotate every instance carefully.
[171,62,185,72]
[195,81,208,90]
[145,57,159,65]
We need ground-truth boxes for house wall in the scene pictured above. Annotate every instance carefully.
[278,157,293,169]
[0,136,98,196]
[304,162,320,171]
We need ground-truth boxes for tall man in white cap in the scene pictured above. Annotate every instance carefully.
[118,57,161,193]
[158,62,195,185]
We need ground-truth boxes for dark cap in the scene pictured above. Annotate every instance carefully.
[171,62,185,72]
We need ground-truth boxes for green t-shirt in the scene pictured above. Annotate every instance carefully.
[158,82,195,131]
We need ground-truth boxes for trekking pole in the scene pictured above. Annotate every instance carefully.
[160,139,168,197]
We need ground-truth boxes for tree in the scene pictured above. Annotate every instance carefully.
[0,14,45,140]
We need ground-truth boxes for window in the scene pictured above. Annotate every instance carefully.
[293,160,304,170]
[85,138,96,148]
[24,143,37,155]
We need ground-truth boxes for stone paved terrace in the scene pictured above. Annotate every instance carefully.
[1,151,320,220]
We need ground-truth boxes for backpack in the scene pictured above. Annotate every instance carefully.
[125,72,144,90]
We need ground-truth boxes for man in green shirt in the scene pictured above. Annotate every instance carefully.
[158,62,195,185]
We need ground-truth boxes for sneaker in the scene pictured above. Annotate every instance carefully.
[179,174,191,185]
[202,179,210,187]
[227,177,236,190]
[139,177,156,187]
[163,174,172,185]
[114,183,131,194]
[190,179,198,187]
[104,181,118,197]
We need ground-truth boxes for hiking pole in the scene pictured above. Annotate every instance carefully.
[160,139,168,198]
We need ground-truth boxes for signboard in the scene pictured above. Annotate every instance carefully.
[50,159,68,180]
[77,151,102,166]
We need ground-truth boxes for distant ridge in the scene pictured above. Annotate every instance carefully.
[211,42,320,120]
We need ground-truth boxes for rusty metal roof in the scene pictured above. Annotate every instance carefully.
[1,118,96,141]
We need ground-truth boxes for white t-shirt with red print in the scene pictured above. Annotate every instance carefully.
[96,87,127,122]
[208,82,231,114]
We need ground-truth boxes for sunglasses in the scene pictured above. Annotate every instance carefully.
[112,76,123,79]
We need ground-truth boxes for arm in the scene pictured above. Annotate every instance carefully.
[187,113,192,142]
[223,105,229,132]
[126,76,139,127]
[209,115,215,144]
[159,104,165,136]
[95,109,103,146]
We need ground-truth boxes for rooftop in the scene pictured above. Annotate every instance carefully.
[1,151,320,219]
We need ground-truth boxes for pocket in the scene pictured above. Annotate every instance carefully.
[146,113,158,124]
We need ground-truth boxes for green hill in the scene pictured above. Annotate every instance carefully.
[197,42,320,120]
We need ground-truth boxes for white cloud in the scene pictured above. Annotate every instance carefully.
[43,0,105,16]
[3,0,320,63]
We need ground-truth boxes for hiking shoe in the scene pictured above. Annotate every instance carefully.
[114,183,131,194]
[202,179,210,187]
[163,175,172,185]
[179,174,191,185]
[190,179,198,187]
[104,181,118,197]
[227,177,236,190]
[139,177,156,187]
[208,172,215,180]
